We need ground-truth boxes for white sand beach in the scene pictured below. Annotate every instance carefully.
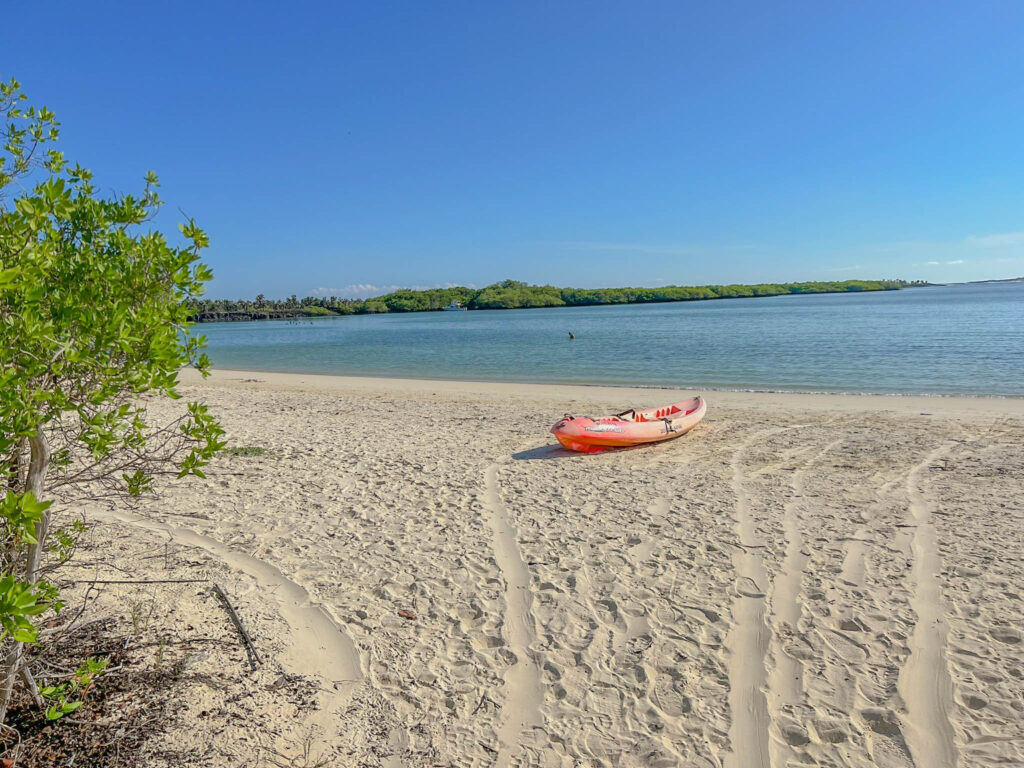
[69,370,1024,767]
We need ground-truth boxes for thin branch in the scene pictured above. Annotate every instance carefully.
[211,584,260,670]
[68,578,208,585]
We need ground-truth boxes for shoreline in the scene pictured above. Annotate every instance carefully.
[180,367,1024,417]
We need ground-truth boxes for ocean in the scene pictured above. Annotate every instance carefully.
[195,282,1024,396]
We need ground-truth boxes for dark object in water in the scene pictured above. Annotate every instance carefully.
[568,331,575,339]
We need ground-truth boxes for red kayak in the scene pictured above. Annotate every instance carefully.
[551,397,707,452]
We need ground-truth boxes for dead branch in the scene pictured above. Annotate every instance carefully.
[211,584,261,670]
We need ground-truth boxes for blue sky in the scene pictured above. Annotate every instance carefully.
[6,1,1024,297]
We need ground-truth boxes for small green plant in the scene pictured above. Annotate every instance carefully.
[154,634,169,668]
[34,578,64,615]
[128,597,155,635]
[0,574,47,643]
[49,519,87,564]
[265,727,332,768]
[40,656,108,720]
[225,445,268,458]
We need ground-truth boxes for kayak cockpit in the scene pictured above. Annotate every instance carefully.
[614,401,702,423]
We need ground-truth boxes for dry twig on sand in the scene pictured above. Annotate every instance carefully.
[210,584,261,670]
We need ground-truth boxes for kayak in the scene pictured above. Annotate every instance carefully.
[550,397,707,452]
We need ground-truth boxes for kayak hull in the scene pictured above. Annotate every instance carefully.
[550,397,706,452]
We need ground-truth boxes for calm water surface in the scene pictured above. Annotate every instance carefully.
[197,283,1024,396]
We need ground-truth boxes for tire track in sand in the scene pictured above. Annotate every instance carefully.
[767,437,843,766]
[89,507,362,748]
[725,427,796,768]
[830,467,907,717]
[897,444,958,768]
[484,463,544,766]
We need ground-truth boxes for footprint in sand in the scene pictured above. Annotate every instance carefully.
[594,598,621,624]
[470,632,504,650]
[650,673,692,717]
[860,709,914,768]
[959,691,988,710]
[820,628,869,664]
[774,715,810,746]
[681,605,721,624]
[578,730,622,761]
[867,735,915,768]
[541,661,562,683]
[777,626,816,661]
[585,681,625,718]
[990,626,1022,644]
[734,576,765,598]
[809,718,849,744]
[456,602,484,631]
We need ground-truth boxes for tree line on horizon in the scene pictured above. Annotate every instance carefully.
[188,278,924,321]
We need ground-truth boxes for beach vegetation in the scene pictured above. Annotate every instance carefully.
[359,300,390,314]
[0,78,223,724]
[40,656,108,721]
[297,305,333,316]
[188,278,908,320]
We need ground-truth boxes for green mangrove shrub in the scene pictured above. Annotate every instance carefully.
[0,77,224,723]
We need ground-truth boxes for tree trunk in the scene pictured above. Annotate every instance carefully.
[5,438,25,491]
[3,439,27,570]
[0,430,50,722]
[0,644,21,723]
[20,665,44,710]
[25,431,51,584]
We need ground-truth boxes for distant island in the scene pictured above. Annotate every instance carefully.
[189,278,927,322]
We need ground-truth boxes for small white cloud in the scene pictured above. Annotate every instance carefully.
[309,284,405,298]
[947,260,965,265]
[926,260,940,265]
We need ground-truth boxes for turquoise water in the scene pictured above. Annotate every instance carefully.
[197,283,1024,396]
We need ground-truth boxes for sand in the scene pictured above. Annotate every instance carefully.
[68,369,1024,766]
